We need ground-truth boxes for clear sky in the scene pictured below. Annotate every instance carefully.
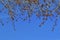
[0,0,60,40]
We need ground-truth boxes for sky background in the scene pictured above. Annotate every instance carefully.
[0,0,60,40]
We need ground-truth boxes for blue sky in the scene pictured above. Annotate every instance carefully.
[0,0,60,40]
